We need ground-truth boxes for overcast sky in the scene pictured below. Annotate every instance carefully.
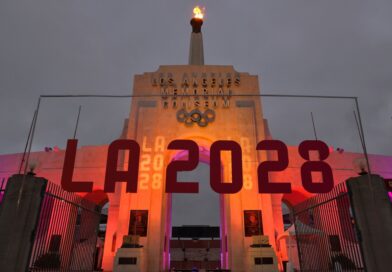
[1,1,391,224]
[1,0,391,155]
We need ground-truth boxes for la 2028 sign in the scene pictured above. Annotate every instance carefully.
[61,139,334,194]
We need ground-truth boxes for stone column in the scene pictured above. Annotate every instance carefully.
[0,174,47,271]
[347,174,392,271]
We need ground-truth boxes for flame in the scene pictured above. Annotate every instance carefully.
[193,6,204,19]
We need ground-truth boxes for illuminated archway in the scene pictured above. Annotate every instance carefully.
[103,65,273,271]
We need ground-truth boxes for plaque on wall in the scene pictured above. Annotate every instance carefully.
[128,210,148,237]
[244,210,263,237]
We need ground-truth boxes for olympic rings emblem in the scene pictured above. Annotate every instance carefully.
[176,108,216,127]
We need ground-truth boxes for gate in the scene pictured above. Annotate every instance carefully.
[28,181,101,271]
[293,182,365,271]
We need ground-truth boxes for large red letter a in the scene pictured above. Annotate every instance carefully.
[104,139,140,193]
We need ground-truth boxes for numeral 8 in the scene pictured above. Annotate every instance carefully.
[299,140,334,193]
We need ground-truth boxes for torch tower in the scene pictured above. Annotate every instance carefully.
[104,6,279,272]
[189,6,204,65]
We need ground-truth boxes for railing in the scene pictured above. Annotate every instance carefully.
[28,181,101,271]
[293,181,365,271]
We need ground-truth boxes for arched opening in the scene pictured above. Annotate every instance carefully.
[282,200,294,231]
[170,161,222,270]
[278,191,310,271]
[81,190,109,271]
[96,201,109,270]
[278,200,298,271]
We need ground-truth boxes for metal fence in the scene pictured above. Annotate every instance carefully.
[27,181,101,271]
[293,181,365,271]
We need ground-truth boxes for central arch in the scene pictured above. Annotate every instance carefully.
[162,137,228,269]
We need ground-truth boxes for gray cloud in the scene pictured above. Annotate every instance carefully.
[0,0,391,224]
[1,0,391,155]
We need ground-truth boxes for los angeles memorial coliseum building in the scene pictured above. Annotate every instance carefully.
[0,8,391,272]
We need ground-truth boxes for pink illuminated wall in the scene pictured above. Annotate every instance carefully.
[0,143,391,271]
